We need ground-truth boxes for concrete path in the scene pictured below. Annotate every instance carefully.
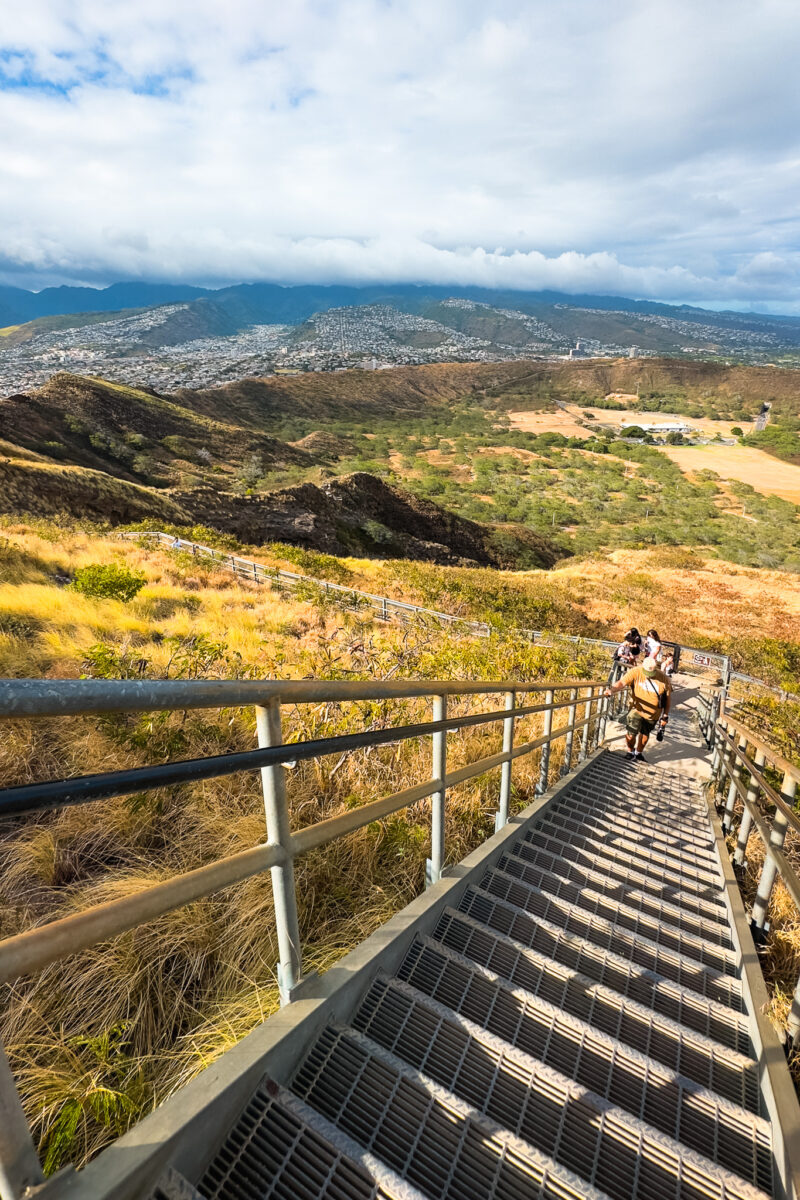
[603,670,713,781]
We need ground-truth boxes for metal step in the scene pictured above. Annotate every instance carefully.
[487,857,736,963]
[568,760,711,827]
[199,1079,422,1200]
[548,797,720,874]
[293,1024,614,1200]
[563,787,714,844]
[293,1025,770,1200]
[399,935,759,1109]
[527,817,726,901]
[463,883,743,1009]
[535,810,723,888]
[503,844,734,945]
[353,975,773,1190]
[510,833,729,922]
[432,907,752,1055]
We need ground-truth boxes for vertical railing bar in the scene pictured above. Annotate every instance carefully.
[723,734,748,831]
[495,689,516,832]
[579,685,592,762]
[427,694,447,886]
[0,1040,44,1200]
[255,700,303,1004]
[560,687,578,777]
[734,748,765,866]
[752,771,797,931]
[536,689,554,795]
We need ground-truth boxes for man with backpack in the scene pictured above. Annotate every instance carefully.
[604,655,671,762]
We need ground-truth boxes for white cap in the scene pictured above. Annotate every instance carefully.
[642,656,657,675]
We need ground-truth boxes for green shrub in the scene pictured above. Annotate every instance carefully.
[70,564,147,603]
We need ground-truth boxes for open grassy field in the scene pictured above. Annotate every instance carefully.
[509,403,754,440]
[662,443,800,504]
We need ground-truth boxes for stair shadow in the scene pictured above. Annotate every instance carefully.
[349,977,771,1199]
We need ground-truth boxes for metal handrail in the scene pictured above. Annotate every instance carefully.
[122,531,738,677]
[0,671,611,1192]
[709,712,800,1038]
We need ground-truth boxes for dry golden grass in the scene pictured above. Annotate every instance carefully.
[662,443,800,504]
[0,522,598,1172]
[552,548,800,645]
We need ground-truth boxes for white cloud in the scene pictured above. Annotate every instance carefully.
[0,0,799,303]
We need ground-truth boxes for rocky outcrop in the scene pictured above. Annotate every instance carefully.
[175,472,564,569]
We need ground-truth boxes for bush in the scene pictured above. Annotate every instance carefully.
[70,564,147,603]
[730,426,743,437]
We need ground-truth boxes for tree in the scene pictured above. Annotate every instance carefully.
[666,432,684,445]
[730,427,743,437]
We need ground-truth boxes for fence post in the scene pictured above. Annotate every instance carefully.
[536,689,554,795]
[723,734,748,831]
[579,686,592,762]
[255,700,303,1004]
[560,687,578,778]
[495,689,516,832]
[0,1040,44,1200]
[427,695,447,886]
[751,771,797,931]
[734,748,765,866]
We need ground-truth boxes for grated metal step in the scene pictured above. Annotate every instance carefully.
[510,833,729,923]
[353,975,773,1190]
[535,809,723,889]
[399,935,759,1109]
[497,847,734,947]
[485,858,736,964]
[462,883,743,1009]
[293,1025,613,1200]
[188,744,789,1200]
[199,1079,420,1200]
[430,910,753,1059]
[563,785,715,835]
[293,1025,770,1200]
[527,816,726,901]
[547,799,720,875]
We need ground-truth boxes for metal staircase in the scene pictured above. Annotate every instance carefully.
[188,753,784,1200]
[2,677,800,1200]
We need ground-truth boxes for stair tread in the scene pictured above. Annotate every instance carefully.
[400,935,760,1109]
[485,861,736,965]
[294,1025,771,1200]
[354,975,772,1189]
[462,884,743,1011]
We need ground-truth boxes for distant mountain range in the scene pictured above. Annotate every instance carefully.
[3,281,800,397]
[3,280,800,335]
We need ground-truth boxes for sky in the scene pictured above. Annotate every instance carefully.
[1,0,799,309]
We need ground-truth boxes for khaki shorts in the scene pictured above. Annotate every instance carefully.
[626,709,655,737]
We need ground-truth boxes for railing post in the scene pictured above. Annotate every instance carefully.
[579,686,592,762]
[255,700,303,1004]
[734,748,765,866]
[560,687,578,778]
[537,689,554,795]
[0,1040,44,1200]
[751,771,797,931]
[495,689,516,832]
[723,734,748,831]
[427,695,447,886]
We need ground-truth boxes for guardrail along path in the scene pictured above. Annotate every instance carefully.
[192,749,782,1200]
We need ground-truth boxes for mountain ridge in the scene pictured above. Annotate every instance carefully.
[3,279,800,331]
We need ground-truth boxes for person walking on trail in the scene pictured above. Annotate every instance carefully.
[644,628,662,662]
[614,629,641,667]
[604,655,671,762]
